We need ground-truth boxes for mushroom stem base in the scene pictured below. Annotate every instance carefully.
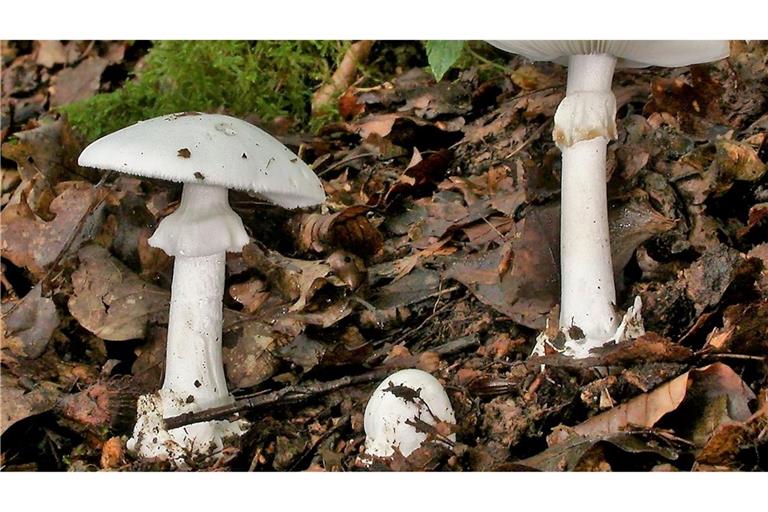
[535,296,645,359]
[127,389,248,467]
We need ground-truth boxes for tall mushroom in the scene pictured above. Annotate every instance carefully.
[486,41,730,358]
[78,112,325,464]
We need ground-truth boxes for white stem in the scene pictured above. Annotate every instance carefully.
[557,54,619,344]
[128,182,249,464]
[163,253,229,409]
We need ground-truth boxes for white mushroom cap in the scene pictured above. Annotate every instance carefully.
[486,40,730,68]
[78,112,325,209]
[363,369,456,459]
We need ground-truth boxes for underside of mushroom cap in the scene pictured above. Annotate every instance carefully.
[487,40,730,68]
[78,112,325,209]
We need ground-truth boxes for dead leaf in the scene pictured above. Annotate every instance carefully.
[550,363,756,445]
[2,117,89,186]
[242,243,348,313]
[49,57,108,107]
[290,205,383,257]
[229,278,270,314]
[384,149,453,203]
[0,374,60,435]
[68,244,169,341]
[1,284,59,359]
[704,300,768,354]
[515,431,680,471]
[222,318,285,389]
[368,267,441,310]
[35,40,68,68]
[684,244,759,316]
[0,182,109,277]
[446,203,559,329]
[609,193,677,279]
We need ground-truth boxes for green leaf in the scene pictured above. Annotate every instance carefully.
[425,40,466,81]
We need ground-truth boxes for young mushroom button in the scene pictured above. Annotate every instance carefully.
[486,41,730,358]
[78,112,325,466]
[363,369,456,461]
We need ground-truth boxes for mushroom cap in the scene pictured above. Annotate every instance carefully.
[486,40,730,68]
[78,112,325,209]
[363,369,456,459]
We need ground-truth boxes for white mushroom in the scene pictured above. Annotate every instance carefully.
[363,369,456,460]
[78,112,325,465]
[486,41,730,358]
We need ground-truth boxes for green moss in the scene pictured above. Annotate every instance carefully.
[61,40,350,142]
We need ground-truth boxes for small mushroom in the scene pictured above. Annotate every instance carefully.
[78,113,325,465]
[487,41,730,358]
[363,369,456,461]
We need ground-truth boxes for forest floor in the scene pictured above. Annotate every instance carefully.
[1,40,767,471]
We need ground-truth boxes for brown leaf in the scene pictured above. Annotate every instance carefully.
[384,149,453,203]
[0,182,108,277]
[49,57,108,107]
[290,205,383,257]
[608,193,676,280]
[446,203,559,329]
[222,318,285,389]
[68,244,169,341]
[229,278,270,314]
[0,374,60,435]
[704,300,768,354]
[551,364,755,444]
[515,431,679,471]
[35,41,67,68]
[2,117,89,186]
[57,382,114,427]
[368,267,441,310]
[242,243,347,313]
[1,284,59,359]
[684,244,759,316]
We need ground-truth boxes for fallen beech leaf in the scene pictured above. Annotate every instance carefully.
[1,284,59,359]
[229,278,270,314]
[290,205,383,257]
[0,182,108,277]
[609,193,676,279]
[49,57,108,107]
[57,382,115,427]
[704,300,768,354]
[446,203,559,329]
[384,149,453,203]
[368,267,441,310]
[242,243,348,312]
[0,374,60,434]
[715,139,766,185]
[551,363,755,444]
[69,244,169,341]
[515,431,680,471]
[222,318,285,389]
[35,40,68,68]
[684,244,759,315]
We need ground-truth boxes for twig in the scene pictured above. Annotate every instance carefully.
[312,40,375,115]
[163,368,392,430]
[701,353,766,362]
[505,119,551,159]
[465,45,510,73]
[317,152,378,177]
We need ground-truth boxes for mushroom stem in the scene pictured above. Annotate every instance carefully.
[556,54,619,349]
[163,253,229,409]
[128,181,250,463]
